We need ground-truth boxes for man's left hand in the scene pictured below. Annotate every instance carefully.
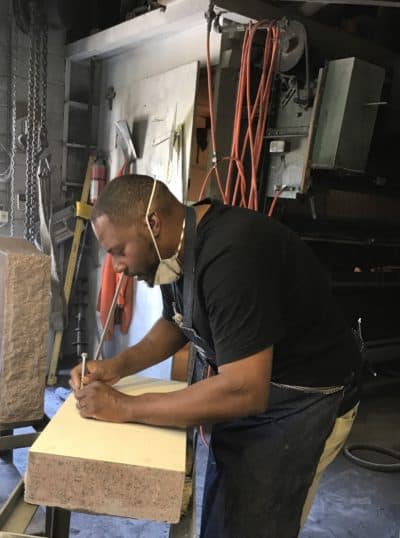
[73,381,132,422]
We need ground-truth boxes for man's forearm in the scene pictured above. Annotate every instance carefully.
[118,350,272,426]
[119,372,268,427]
[116,318,188,377]
[76,349,272,426]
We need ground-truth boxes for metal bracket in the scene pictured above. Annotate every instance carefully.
[0,416,49,463]
[0,480,39,535]
[105,86,116,111]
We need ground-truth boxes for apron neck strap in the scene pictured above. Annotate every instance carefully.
[183,205,196,329]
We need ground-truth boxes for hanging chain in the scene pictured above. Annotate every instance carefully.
[9,17,18,236]
[25,2,36,241]
[25,1,47,242]
[40,20,48,152]
[31,12,40,232]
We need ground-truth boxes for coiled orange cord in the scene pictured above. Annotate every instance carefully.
[200,18,280,212]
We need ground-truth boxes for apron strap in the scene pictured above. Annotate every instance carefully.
[180,204,218,376]
[183,205,196,329]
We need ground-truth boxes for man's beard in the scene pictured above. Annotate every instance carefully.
[124,260,158,287]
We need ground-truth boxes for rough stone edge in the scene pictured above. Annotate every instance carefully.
[25,451,185,523]
[0,253,50,423]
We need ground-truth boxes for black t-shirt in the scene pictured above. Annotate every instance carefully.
[162,201,362,388]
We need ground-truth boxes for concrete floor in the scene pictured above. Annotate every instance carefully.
[1,374,399,537]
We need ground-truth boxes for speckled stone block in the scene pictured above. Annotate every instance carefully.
[25,375,187,523]
[0,238,51,424]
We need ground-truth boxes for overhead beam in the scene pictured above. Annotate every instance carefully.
[66,0,211,61]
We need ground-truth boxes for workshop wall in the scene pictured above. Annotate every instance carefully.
[0,0,65,237]
[85,18,221,379]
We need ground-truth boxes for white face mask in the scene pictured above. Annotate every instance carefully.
[145,180,185,286]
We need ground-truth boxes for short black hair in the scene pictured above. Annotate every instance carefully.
[91,174,173,226]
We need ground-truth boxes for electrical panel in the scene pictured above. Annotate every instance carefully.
[311,57,385,173]
[265,57,385,199]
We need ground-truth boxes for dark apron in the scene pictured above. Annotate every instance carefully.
[172,206,345,538]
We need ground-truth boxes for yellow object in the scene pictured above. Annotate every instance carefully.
[47,156,95,385]
[75,201,92,220]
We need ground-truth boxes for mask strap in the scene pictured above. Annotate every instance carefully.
[146,180,163,261]
[176,218,185,258]
[146,179,185,262]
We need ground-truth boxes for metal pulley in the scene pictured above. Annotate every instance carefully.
[278,20,306,73]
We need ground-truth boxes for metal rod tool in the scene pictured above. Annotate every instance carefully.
[80,352,87,389]
[94,275,126,361]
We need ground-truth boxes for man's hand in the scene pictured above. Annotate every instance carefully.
[73,381,132,422]
[69,359,122,391]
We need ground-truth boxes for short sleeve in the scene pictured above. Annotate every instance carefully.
[201,242,285,365]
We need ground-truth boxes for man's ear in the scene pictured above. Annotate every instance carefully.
[147,212,161,238]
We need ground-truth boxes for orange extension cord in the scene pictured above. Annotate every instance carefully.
[199,17,281,215]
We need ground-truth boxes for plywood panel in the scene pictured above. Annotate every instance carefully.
[25,375,187,523]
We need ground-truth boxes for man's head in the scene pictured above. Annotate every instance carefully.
[91,174,184,286]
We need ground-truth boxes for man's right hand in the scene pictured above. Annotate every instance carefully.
[68,318,187,393]
[69,358,122,391]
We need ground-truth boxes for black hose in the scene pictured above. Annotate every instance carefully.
[343,444,400,472]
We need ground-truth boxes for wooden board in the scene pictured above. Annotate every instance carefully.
[0,238,50,424]
[25,375,187,523]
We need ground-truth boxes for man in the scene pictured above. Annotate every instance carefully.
[70,174,362,538]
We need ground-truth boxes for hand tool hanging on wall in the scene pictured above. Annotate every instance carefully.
[115,119,137,172]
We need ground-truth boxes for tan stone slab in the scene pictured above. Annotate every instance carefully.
[25,375,187,523]
[0,238,50,424]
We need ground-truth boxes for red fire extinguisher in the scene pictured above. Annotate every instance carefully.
[90,156,107,204]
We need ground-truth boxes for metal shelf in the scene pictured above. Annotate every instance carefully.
[67,100,99,111]
[68,100,89,111]
[65,142,96,149]
[62,181,84,190]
